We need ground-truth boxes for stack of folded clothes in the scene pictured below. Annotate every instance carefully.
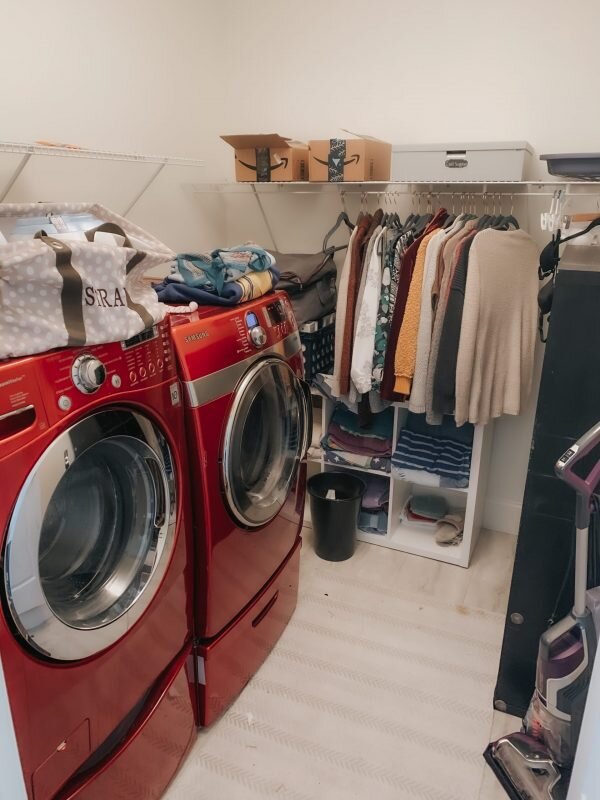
[400,495,448,530]
[400,494,465,547]
[358,475,390,535]
[154,244,279,306]
[321,404,394,474]
[391,413,474,489]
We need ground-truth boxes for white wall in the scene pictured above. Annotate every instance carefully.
[3,0,600,532]
[212,0,600,158]
[0,0,227,251]
[214,0,600,534]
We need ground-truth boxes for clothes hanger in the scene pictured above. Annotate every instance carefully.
[501,214,520,229]
[539,216,600,277]
[322,211,355,252]
[442,213,456,229]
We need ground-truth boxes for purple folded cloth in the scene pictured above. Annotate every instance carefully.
[361,475,390,511]
[328,423,392,456]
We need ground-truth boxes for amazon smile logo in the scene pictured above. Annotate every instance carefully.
[237,157,289,172]
[313,154,360,168]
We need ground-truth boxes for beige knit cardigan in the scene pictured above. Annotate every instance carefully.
[454,228,539,426]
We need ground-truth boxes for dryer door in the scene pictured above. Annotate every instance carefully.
[222,357,310,528]
[3,409,177,661]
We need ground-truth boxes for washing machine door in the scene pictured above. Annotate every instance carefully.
[3,409,177,661]
[222,357,311,528]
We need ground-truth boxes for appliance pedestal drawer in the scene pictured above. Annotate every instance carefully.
[197,538,301,727]
[59,645,196,800]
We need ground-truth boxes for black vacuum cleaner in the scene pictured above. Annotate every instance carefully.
[485,420,600,799]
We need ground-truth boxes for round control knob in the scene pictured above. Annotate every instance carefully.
[249,326,267,348]
[72,354,107,394]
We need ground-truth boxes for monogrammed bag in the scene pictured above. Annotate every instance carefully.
[0,203,174,360]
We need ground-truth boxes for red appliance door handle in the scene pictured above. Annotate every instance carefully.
[252,590,279,628]
[0,404,36,440]
[146,457,167,529]
[299,379,313,460]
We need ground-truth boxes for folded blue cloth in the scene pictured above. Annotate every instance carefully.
[322,447,391,474]
[391,427,472,487]
[361,474,390,511]
[331,403,394,441]
[406,412,473,446]
[154,244,279,306]
[358,510,388,535]
[177,245,275,294]
[154,265,279,307]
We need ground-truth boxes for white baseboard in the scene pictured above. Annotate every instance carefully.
[483,497,522,535]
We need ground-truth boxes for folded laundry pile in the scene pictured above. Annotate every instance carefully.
[392,412,473,488]
[321,404,394,474]
[358,475,390,535]
[400,494,465,547]
[400,494,447,529]
[154,244,279,306]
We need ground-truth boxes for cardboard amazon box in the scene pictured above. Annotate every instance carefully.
[308,137,392,182]
[221,134,309,182]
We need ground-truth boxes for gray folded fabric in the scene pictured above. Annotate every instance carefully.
[358,510,388,535]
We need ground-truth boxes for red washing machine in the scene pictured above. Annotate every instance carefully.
[169,291,310,725]
[0,321,196,800]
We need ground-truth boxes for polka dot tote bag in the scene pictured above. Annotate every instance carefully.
[0,203,174,359]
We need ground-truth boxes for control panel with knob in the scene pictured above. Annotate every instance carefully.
[72,354,107,394]
[249,325,267,348]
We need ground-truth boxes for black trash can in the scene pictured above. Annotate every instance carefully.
[307,472,366,562]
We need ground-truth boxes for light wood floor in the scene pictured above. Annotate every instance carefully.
[166,527,520,800]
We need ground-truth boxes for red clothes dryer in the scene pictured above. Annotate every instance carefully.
[169,291,310,725]
[0,322,195,800]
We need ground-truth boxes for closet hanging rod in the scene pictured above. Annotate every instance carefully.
[192,186,600,198]
[192,180,600,193]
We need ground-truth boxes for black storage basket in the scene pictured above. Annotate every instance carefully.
[300,320,335,383]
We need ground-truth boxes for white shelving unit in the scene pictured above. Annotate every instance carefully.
[0,141,205,215]
[309,392,494,569]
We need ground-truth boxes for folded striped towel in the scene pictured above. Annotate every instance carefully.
[391,428,472,486]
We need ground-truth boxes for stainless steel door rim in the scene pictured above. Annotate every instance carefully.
[222,357,309,528]
[3,409,177,662]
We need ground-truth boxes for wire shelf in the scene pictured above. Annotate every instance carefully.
[0,141,205,167]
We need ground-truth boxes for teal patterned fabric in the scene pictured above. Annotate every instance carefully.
[371,232,404,390]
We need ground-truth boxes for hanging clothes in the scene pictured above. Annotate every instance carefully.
[351,227,385,396]
[371,225,404,389]
[329,226,358,397]
[425,219,478,424]
[408,228,447,414]
[431,233,477,416]
[380,208,448,402]
[393,228,439,395]
[338,211,381,396]
[454,229,539,426]
[431,218,468,314]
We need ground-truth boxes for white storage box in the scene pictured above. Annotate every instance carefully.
[392,141,533,182]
